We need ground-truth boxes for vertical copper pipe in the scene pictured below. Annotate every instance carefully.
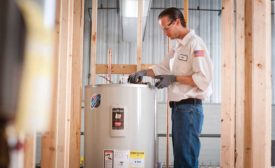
[107,48,112,83]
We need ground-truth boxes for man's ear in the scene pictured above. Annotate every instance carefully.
[175,18,180,26]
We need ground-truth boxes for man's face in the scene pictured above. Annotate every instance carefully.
[159,16,178,39]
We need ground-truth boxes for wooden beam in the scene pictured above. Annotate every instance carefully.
[244,0,253,166]
[69,0,84,168]
[184,0,189,27]
[235,0,245,167]
[41,0,60,167]
[221,0,235,167]
[234,0,272,167]
[96,64,136,74]
[24,135,36,168]
[96,64,153,74]
[42,0,85,167]
[249,0,271,167]
[141,64,153,70]
[137,0,143,71]
[55,0,74,167]
[90,0,97,84]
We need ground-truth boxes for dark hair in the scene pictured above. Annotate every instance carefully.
[158,7,186,27]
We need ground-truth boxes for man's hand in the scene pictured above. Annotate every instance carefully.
[154,75,176,89]
[128,70,147,83]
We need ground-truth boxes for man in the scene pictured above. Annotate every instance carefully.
[128,7,213,168]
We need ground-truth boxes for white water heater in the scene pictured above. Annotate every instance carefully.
[84,84,156,168]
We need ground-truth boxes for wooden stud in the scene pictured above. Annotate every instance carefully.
[55,0,73,167]
[37,2,74,167]
[24,135,36,168]
[221,0,235,167]
[41,0,84,167]
[184,0,189,27]
[90,0,97,84]
[137,0,143,71]
[96,64,153,74]
[41,0,60,167]
[96,64,136,74]
[69,0,84,168]
[235,0,245,167]
[244,0,253,166]
[250,0,271,167]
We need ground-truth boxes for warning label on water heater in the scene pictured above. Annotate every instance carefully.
[129,151,145,168]
[114,150,129,168]
[104,150,145,168]
[104,150,114,168]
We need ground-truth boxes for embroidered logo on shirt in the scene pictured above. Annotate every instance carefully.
[178,54,188,61]
[194,50,205,57]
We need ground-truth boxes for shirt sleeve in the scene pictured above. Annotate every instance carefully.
[191,39,213,91]
[150,49,174,76]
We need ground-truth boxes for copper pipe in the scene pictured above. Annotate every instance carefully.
[107,48,112,83]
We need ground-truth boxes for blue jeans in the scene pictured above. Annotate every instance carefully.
[171,103,204,168]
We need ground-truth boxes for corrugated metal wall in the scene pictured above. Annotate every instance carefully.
[83,0,222,103]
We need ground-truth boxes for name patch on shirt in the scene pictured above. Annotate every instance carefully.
[194,50,205,57]
[178,54,188,61]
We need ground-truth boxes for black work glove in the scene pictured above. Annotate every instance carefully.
[128,70,147,83]
[154,75,176,89]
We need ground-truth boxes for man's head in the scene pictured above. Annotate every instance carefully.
[158,7,187,39]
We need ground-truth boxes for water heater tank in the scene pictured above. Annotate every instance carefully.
[84,84,156,168]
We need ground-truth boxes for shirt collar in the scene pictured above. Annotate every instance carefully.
[176,29,195,46]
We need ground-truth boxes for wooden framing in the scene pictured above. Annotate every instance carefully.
[41,0,84,168]
[221,0,235,167]
[90,0,97,84]
[235,0,245,167]
[45,0,73,167]
[235,0,271,167]
[69,0,84,167]
[249,0,271,167]
[221,0,271,167]
[244,0,253,167]
[184,0,189,27]
[24,135,36,168]
[137,0,143,71]
[96,64,152,74]
[55,0,73,166]
[40,0,60,166]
